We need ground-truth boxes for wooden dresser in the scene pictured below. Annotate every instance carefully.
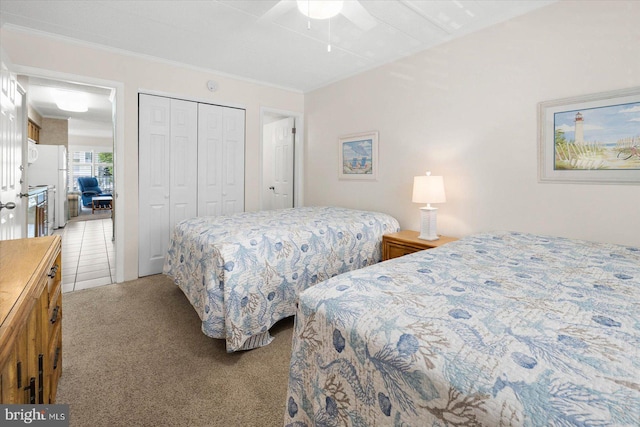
[0,236,62,404]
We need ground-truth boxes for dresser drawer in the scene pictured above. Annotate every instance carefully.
[385,242,424,259]
[48,322,62,404]
[382,231,458,261]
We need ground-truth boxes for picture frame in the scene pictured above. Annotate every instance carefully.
[538,87,640,185]
[338,131,378,180]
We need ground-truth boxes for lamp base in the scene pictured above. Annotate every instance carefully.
[417,206,439,241]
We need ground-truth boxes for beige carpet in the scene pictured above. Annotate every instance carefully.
[56,274,294,427]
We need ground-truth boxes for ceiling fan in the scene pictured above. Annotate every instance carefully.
[260,0,378,52]
[263,0,378,32]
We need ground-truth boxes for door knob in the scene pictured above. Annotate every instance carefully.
[0,201,16,211]
[268,186,275,191]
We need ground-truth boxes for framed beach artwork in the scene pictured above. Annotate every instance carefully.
[538,87,640,184]
[338,131,378,180]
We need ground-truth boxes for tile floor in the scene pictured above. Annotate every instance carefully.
[55,217,114,293]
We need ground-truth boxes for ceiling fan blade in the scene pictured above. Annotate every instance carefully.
[341,1,378,31]
[258,0,297,22]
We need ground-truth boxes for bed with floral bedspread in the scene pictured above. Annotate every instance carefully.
[284,231,640,426]
[163,206,399,352]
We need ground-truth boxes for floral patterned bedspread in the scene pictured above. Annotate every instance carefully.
[285,231,640,426]
[163,206,399,352]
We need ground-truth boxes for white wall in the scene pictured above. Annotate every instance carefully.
[68,135,113,148]
[304,0,640,247]
[1,27,304,281]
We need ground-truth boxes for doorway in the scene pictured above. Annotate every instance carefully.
[15,71,122,291]
[260,107,304,210]
[0,69,26,240]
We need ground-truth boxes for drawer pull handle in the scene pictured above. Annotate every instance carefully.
[50,305,60,324]
[38,354,44,404]
[53,347,61,370]
[48,264,59,278]
[16,361,22,389]
[25,377,36,404]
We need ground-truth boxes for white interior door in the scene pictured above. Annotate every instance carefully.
[263,117,294,210]
[0,64,26,240]
[138,94,171,276]
[169,99,197,228]
[221,107,245,215]
[197,103,223,217]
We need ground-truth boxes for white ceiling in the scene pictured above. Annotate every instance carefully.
[21,76,114,139]
[1,0,555,137]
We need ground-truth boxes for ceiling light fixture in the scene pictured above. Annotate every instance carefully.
[296,0,343,20]
[54,89,88,113]
[297,0,343,53]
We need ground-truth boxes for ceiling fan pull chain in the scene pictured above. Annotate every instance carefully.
[328,17,332,52]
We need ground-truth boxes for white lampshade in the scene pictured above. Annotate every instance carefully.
[296,0,344,19]
[412,173,446,205]
[412,171,446,241]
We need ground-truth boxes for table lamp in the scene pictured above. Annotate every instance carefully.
[412,171,446,241]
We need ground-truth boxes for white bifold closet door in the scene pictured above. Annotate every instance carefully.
[197,103,245,216]
[139,94,245,277]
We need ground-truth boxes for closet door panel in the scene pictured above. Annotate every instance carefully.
[139,95,245,277]
[170,99,198,229]
[221,108,245,215]
[138,94,171,277]
[197,103,223,217]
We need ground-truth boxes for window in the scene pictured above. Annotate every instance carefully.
[96,152,114,192]
[70,150,113,192]
[70,151,92,191]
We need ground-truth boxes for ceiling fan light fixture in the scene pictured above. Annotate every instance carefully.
[296,0,344,20]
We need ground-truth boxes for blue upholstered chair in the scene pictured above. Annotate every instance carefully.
[77,177,110,207]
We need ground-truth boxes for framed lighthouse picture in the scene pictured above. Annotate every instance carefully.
[538,87,640,184]
[338,131,378,180]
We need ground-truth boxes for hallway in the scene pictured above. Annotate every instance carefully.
[57,218,114,293]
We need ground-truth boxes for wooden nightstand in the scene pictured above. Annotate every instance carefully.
[382,230,458,261]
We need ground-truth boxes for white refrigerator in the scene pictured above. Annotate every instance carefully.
[28,145,68,229]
